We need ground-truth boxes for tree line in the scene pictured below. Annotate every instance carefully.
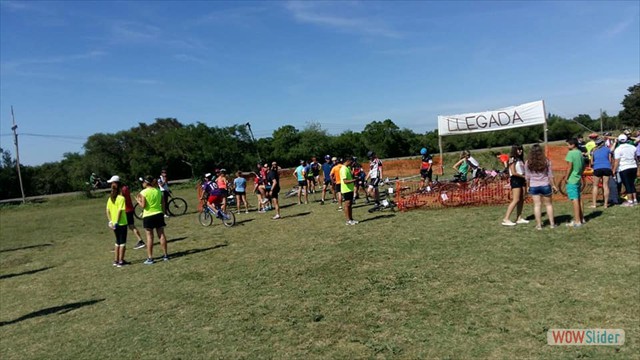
[1,84,638,200]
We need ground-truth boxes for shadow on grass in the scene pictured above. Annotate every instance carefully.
[170,244,227,260]
[235,219,255,226]
[167,237,189,244]
[0,299,105,327]
[283,211,311,219]
[359,214,396,223]
[279,203,298,209]
[554,214,573,224]
[0,243,53,253]
[585,210,603,221]
[0,266,54,280]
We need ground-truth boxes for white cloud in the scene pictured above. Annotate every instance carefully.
[1,51,107,75]
[284,1,402,38]
[173,54,206,64]
[599,17,636,39]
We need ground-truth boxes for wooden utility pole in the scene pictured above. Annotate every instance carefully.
[10,106,26,204]
[599,108,603,133]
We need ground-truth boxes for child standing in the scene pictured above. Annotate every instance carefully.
[502,144,529,226]
[563,138,586,227]
[106,182,128,267]
[234,171,250,214]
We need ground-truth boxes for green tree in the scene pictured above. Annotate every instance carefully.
[618,83,640,128]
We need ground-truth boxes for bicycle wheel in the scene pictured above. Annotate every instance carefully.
[220,210,236,227]
[198,211,213,226]
[557,178,568,196]
[133,203,144,220]
[167,197,188,217]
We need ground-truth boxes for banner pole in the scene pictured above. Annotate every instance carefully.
[438,135,444,176]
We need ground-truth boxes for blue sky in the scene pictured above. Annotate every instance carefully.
[1,0,638,165]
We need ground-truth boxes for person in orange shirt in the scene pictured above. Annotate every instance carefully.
[329,157,343,210]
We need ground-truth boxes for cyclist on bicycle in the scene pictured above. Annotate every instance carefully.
[202,173,224,213]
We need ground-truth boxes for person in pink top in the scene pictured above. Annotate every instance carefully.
[524,144,558,230]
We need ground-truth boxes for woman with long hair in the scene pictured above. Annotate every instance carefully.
[525,144,558,229]
[590,138,612,208]
[502,144,529,226]
[106,181,128,267]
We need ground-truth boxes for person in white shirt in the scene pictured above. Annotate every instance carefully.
[612,134,638,206]
[157,169,171,217]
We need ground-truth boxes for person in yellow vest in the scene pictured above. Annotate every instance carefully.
[585,133,598,166]
[106,181,128,267]
[136,176,169,264]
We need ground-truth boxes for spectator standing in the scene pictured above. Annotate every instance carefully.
[340,158,358,225]
[502,145,529,226]
[525,144,557,230]
[267,162,281,219]
[419,147,433,190]
[613,134,638,207]
[107,175,145,249]
[366,151,383,209]
[233,171,250,214]
[136,176,169,264]
[294,160,309,205]
[563,139,586,227]
[106,181,128,267]
[320,155,335,204]
[590,139,613,208]
[216,169,230,212]
[330,157,343,210]
[157,169,170,218]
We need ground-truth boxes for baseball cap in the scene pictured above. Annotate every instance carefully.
[331,157,337,161]
[324,155,331,160]
[205,173,212,178]
[595,139,605,146]
[588,133,598,139]
[107,175,120,183]
[617,134,628,142]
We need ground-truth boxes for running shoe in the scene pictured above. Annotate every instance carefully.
[162,255,169,262]
[143,258,154,265]
[501,220,517,226]
[272,214,281,220]
[134,241,146,249]
[516,218,530,224]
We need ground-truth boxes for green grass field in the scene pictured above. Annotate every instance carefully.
[1,185,638,359]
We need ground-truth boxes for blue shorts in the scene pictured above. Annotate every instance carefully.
[529,185,552,197]
[566,183,581,200]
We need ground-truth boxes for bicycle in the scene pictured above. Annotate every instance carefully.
[134,191,188,220]
[198,202,236,227]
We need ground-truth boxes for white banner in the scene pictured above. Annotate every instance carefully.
[438,100,546,136]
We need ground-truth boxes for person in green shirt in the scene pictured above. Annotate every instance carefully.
[136,176,169,264]
[563,138,585,227]
[106,182,128,267]
[340,157,358,225]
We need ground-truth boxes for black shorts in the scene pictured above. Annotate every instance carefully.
[593,168,613,177]
[235,191,246,196]
[342,191,354,201]
[143,213,166,230]
[420,169,432,180]
[334,184,341,193]
[510,176,526,189]
[298,181,307,187]
[369,178,382,187]
[324,179,331,186]
[620,168,637,195]
[270,187,280,199]
[113,225,127,245]
[126,211,135,226]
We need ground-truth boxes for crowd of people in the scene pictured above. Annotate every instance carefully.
[101,129,639,266]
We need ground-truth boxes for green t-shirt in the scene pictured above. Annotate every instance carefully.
[140,187,163,217]
[565,148,584,185]
[340,165,355,193]
[106,195,127,226]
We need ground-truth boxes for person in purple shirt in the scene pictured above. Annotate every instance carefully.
[525,144,558,230]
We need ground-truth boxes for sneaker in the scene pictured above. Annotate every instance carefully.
[516,218,530,224]
[258,209,266,213]
[337,207,343,211]
[245,211,249,214]
[272,214,281,220]
[134,241,146,249]
[501,220,517,226]
[261,198,269,204]
[621,201,635,207]
[535,225,542,230]
[162,255,169,262]
[116,262,123,268]
[143,258,154,265]
[566,221,583,228]
[112,261,118,266]
[549,224,557,229]
[332,199,338,203]
[351,220,359,225]
[320,200,325,205]
[346,221,352,225]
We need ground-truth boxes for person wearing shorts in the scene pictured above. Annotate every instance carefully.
[502,145,529,226]
[525,144,558,229]
[136,176,168,264]
[293,160,308,205]
[233,171,249,214]
[366,151,383,208]
[106,181,128,267]
[330,158,343,210]
[320,155,335,204]
[107,175,145,250]
[267,162,281,219]
[419,148,433,190]
[340,158,358,225]
[590,138,613,208]
[563,139,585,227]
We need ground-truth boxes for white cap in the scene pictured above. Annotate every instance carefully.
[106,175,120,183]
[205,173,212,178]
[617,134,628,142]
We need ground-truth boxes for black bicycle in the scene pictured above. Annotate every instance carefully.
[134,191,188,219]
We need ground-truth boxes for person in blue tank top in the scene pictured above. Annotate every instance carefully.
[590,138,613,208]
[233,171,249,214]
